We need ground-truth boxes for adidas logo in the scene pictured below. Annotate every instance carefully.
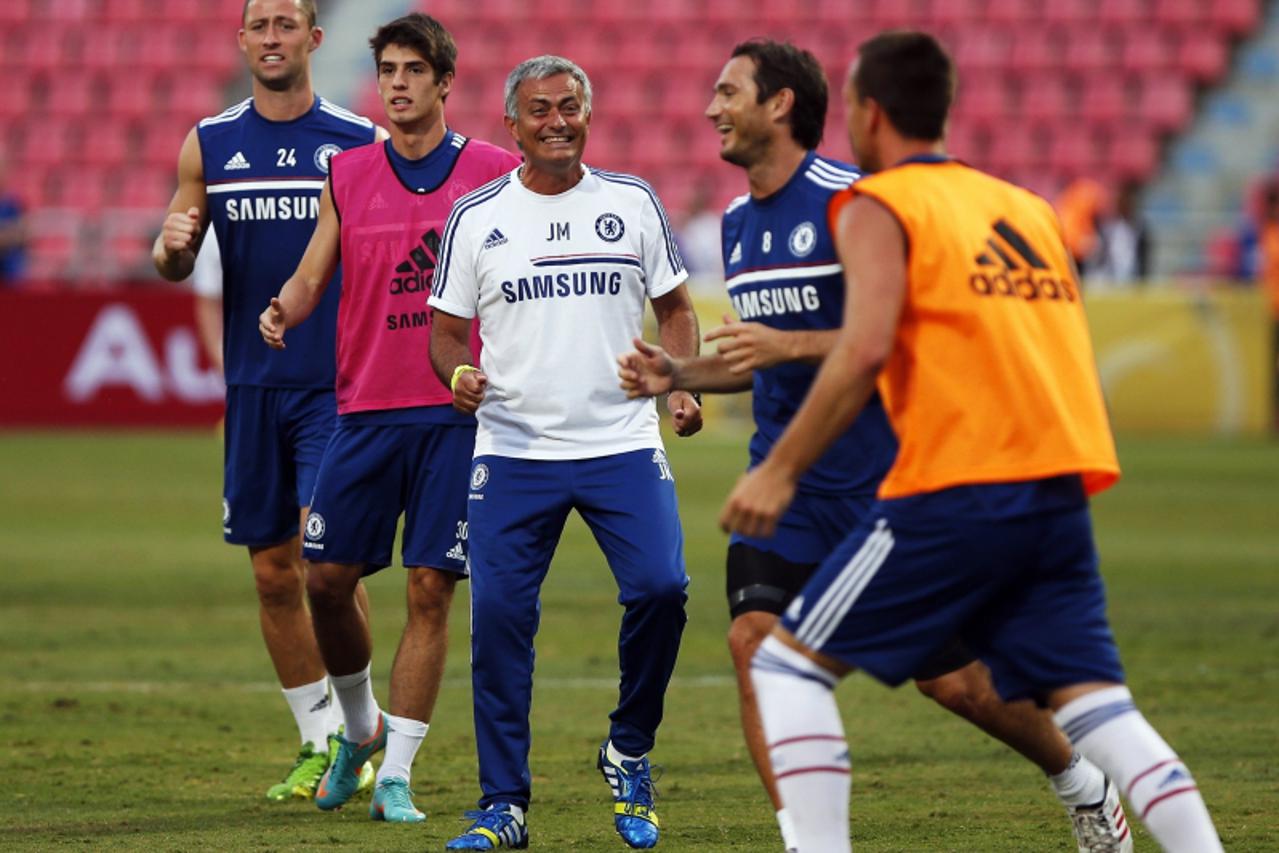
[729,242,742,264]
[446,542,465,561]
[1158,767,1193,789]
[974,218,1048,271]
[368,192,388,211]
[224,151,251,171]
[389,228,441,297]
[482,228,508,250]
[970,217,1078,302]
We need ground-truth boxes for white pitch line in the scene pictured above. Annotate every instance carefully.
[18,675,734,694]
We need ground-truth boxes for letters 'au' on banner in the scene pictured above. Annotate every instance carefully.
[0,290,225,427]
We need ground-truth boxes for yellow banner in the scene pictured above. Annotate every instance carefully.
[683,284,1273,436]
[1087,288,1271,435]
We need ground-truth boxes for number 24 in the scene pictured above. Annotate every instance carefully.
[276,148,297,167]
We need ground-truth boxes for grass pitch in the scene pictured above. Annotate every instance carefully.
[0,430,1276,851]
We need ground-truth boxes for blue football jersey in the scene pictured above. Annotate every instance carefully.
[721,151,896,495]
[198,97,377,388]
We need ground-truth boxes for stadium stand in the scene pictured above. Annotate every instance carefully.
[0,0,243,282]
[0,0,1266,281]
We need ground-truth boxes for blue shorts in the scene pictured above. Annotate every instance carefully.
[466,448,686,594]
[223,385,335,547]
[782,478,1125,702]
[731,489,875,565]
[302,414,475,574]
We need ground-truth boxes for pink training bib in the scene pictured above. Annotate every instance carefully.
[329,136,519,414]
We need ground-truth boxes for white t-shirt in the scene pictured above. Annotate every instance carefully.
[191,227,222,297]
[429,166,688,460]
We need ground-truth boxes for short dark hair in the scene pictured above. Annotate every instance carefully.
[730,39,827,150]
[369,13,456,80]
[242,0,317,28]
[853,31,955,141]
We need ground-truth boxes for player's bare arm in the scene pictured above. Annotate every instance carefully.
[651,284,704,437]
[429,309,486,414]
[721,195,906,537]
[153,127,208,282]
[618,339,753,397]
[705,316,840,372]
[258,180,340,349]
[620,315,839,398]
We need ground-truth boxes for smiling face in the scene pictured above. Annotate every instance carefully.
[504,71,590,176]
[377,43,451,128]
[705,55,774,169]
[239,0,320,92]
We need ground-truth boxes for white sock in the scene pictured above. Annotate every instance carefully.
[751,636,851,853]
[1055,686,1222,852]
[776,807,799,852]
[281,677,337,751]
[377,714,428,784]
[1048,751,1106,807]
[606,740,644,766]
[329,663,380,744]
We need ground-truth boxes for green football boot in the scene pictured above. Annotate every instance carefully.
[265,741,330,802]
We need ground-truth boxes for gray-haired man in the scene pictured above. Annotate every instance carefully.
[431,55,702,850]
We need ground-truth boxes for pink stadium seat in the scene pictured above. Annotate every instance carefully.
[1136,77,1192,130]
[1008,30,1061,74]
[1047,133,1098,179]
[114,168,173,209]
[56,168,109,212]
[988,124,1042,173]
[1043,0,1096,26]
[0,73,32,120]
[1063,28,1113,74]
[1105,132,1160,179]
[46,78,96,118]
[950,30,1011,73]
[1178,29,1229,81]
[1212,0,1259,33]
[12,26,72,71]
[105,75,154,121]
[981,0,1037,24]
[20,125,75,169]
[1120,29,1173,74]
[0,0,28,23]
[1151,0,1204,28]
[1079,74,1133,126]
[1098,0,1148,26]
[1019,77,1075,125]
[47,0,89,21]
[919,0,983,27]
[84,122,133,169]
[143,124,189,170]
[954,72,1014,122]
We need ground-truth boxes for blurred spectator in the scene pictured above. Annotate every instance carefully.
[676,180,724,283]
[1055,177,1103,275]
[1090,181,1151,286]
[0,154,28,286]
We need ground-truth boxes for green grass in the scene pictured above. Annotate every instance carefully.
[1,430,1276,851]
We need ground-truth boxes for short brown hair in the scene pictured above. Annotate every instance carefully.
[369,12,456,80]
[730,39,828,150]
[242,0,317,28]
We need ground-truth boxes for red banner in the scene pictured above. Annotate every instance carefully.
[0,289,226,427]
